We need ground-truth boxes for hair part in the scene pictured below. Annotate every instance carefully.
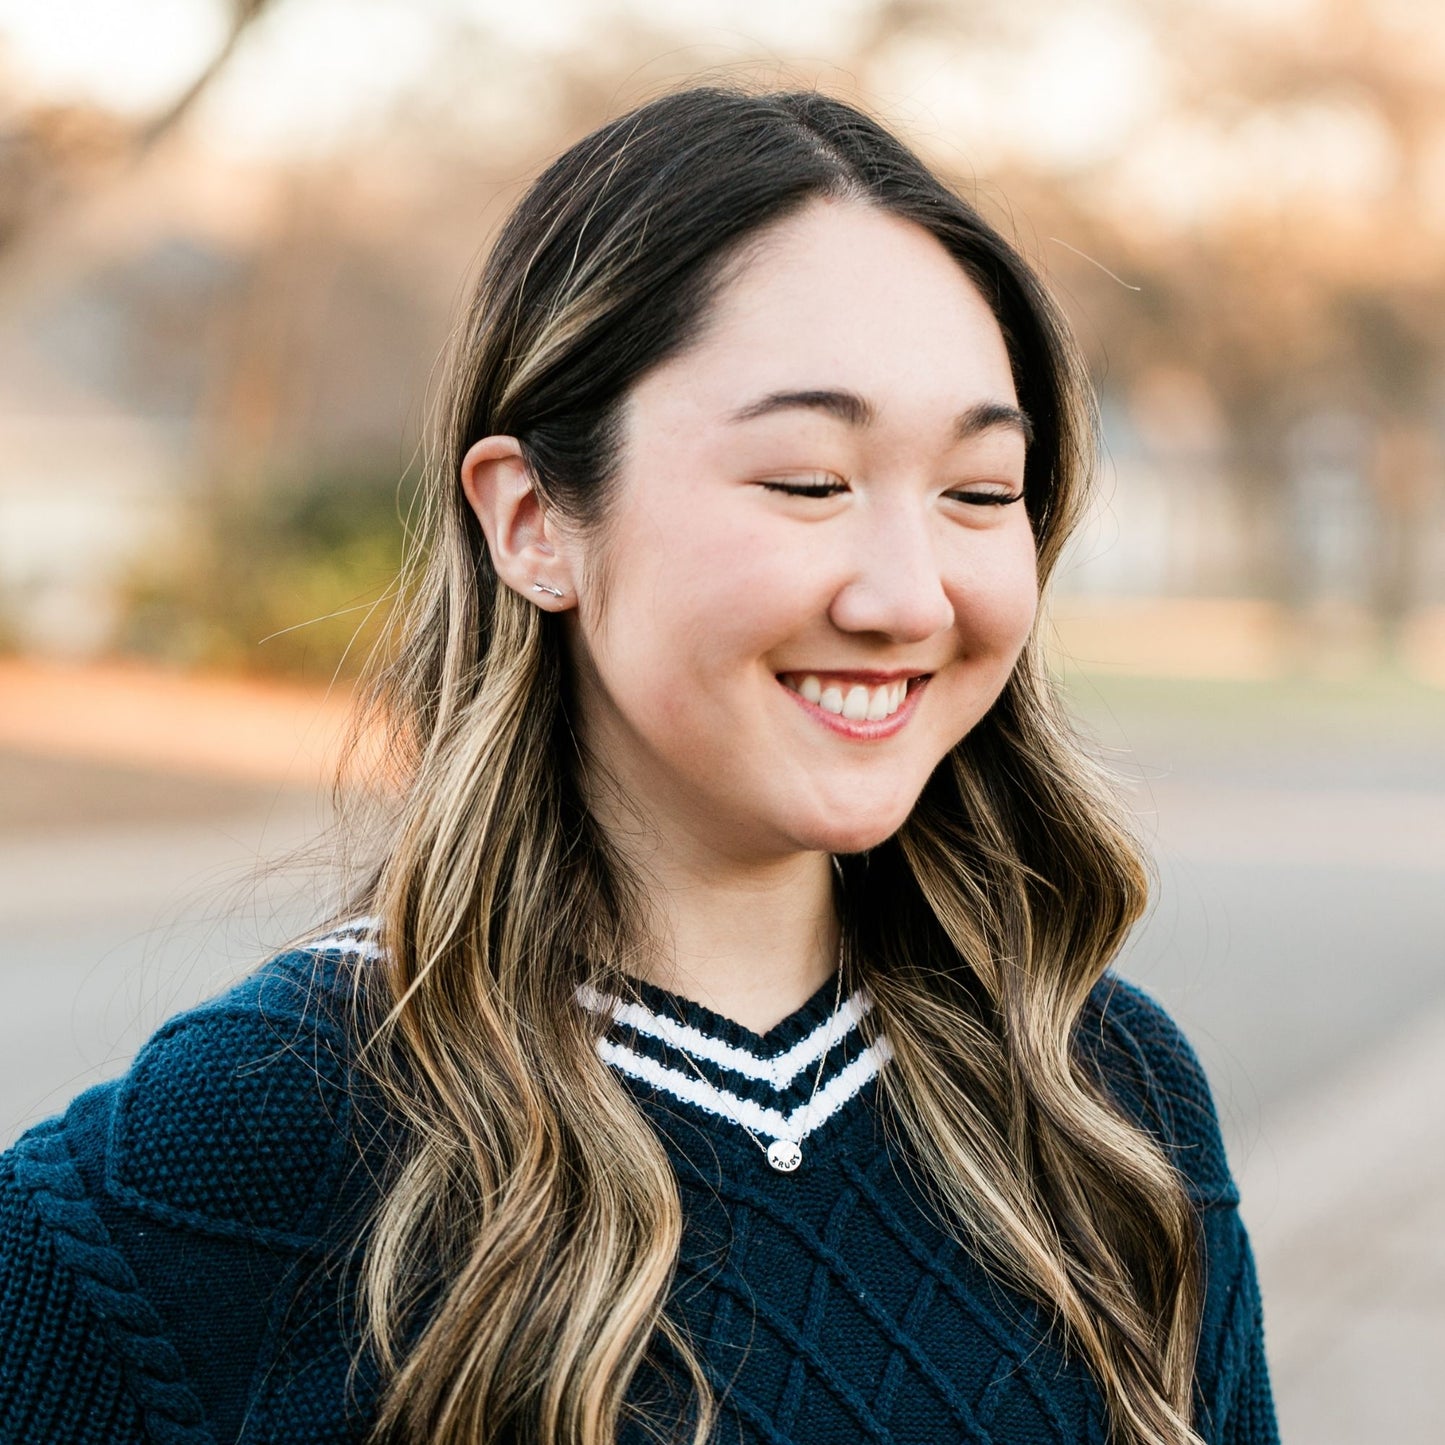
[343,83,1205,1445]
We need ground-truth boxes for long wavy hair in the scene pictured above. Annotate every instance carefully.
[343,85,1204,1445]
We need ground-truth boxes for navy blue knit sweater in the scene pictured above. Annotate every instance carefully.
[0,927,1278,1444]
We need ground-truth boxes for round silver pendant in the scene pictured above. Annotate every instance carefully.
[766,1139,802,1173]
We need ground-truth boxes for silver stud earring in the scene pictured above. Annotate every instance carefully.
[531,582,565,599]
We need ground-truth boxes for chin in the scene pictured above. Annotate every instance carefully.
[789,806,916,858]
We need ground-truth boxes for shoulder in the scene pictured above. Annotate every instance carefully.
[1075,971,1239,1208]
[10,921,387,1254]
[0,924,387,1442]
[107,928,382,1247]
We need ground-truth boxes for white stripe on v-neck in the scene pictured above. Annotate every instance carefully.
[577,983,873,1090]
[597,1033,894,1144]
[306,917,384,960]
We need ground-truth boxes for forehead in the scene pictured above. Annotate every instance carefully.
[629,199,1018,427]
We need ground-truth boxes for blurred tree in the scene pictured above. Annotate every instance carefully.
[0,0,277,260]
[891,0,1445,638]
[118,459,407,677]
[134,1,278,155]
[2,0,1441,674]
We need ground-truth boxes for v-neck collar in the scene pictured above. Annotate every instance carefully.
[309,918,893,1160]
[629,968,852,1054]
[577,969,893,1158]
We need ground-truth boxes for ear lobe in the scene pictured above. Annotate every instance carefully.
[460,435,573,606]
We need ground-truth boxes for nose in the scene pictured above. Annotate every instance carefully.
[826,499,956,642]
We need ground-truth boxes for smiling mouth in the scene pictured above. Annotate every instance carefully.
[777,672,930,723]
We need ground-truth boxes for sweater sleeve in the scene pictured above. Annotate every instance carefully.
[1194,1206,1280,1445]
[1078,974,1282,1445]
[0,945,371,1445]
[0,1115,206,1445]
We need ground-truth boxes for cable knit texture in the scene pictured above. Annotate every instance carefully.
[0,940,1280,1444]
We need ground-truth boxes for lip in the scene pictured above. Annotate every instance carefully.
[776,673,931,740]
[776,668,922,686]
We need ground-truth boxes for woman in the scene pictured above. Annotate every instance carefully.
[0,87,1278,1445]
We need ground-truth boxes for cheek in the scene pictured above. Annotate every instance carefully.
[955,532,1039,655]
[655,479,800,616]
[599,498,798,706]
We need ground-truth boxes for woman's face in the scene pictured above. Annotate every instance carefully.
[562,199,1039,864]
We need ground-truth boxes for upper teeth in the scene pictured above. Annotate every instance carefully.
[785,675,910,721]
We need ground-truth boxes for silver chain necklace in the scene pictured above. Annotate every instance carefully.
[659,940,845,1173]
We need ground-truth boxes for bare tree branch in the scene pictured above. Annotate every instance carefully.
[135,0,279,155]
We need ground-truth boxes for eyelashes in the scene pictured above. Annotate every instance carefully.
[756,480,847,498]
[758,479,1024,506]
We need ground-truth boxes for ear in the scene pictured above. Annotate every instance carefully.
[459,436,575,609]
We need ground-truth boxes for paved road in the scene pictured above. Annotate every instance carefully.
[1071,681,1445,1444]
[1119,781,1445,1143]
[0,759,327,1139]
[3,710,1443,1443]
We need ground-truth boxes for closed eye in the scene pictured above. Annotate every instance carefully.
[758,479,847,498]
[759,479,1023,506]
[947,488,1024,506]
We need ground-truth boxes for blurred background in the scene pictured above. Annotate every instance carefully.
[1,1,1441,1438]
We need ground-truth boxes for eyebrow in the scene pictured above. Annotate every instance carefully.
[727,388,1033,446]
[729,389,874,428]
[953,399,1034,447]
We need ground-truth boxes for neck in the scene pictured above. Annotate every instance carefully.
[604,821,841,1036]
